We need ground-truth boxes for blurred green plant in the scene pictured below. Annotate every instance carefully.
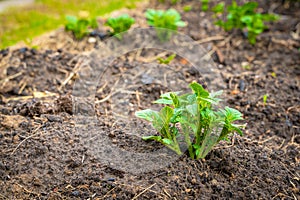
[263,94,268,106]
[0,0,141,49]
[145,8,186,41]
[135,82,245,159]
[105,14,135,39]
[201,0,209,11]
[183,5,192,12]
[213,1,279,44]
[157,53,176,64]
[158,0,179,5]
[65,15,98,40]
[211,2,224,14]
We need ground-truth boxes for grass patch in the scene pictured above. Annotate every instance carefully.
[0,0,142,49]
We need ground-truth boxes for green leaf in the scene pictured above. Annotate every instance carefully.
[135,109,158,122]
[90,18,98,29]
[200,97,219,105]
[153,91,181,105]
[212,3,225,14]
[241,15,253,24]
[160,91,181,99]
[170,107,183,123]
[262,14,279,21]
[242,2,258,12]
[150,106,174,135]
[210,90,223,100]
[159,106,174,123]
[175,21,186,27]
[231,124,245,136]
[157,53,176,64]
[186,94,196,104]
[220,107,243,122]
[186,103,198,117]
[162,138,173,145]
[189,82,209,98]
[66,15,77,24]
[183,5,192,12]
[166,9,181,21]
[170,93,181,108]
[142,135,162,141]
[153,98,173,105]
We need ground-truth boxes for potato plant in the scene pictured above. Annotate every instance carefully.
[135,82,245,159]
[105,14,135,39]
[213,1,278,44]
[65,15,98,40]
[145,9,186,41]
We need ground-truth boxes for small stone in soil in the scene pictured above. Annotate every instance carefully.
[141,74,154,84]
[45,115,62,122]
[107,178,115,182]
[30,48,37,55]
[19,47,28,53]
[0,161,5,170]
[0,48,9,57]
[88,37,97,43]
[89,30,108,40]
[71,190,80,196]
[285,118,292,127]
[239,80,246,91]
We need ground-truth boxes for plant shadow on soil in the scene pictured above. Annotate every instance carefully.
[0,0,300,199]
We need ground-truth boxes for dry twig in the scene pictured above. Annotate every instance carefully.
[131,183,156,200]
[11,125,42,155]
[197,35,225,44]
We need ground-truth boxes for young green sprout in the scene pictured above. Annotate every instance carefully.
[157,53,176,64]
[105,14,135,39]
[214,1,279,44]
[145,9,186,41]
[135,82,245,159]
[263,94,268,106]
[65,15,98,40]
[183,5,192,12]
[201,0,209,11]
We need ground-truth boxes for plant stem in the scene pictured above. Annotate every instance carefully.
[165,124,182,155]
[165,143,182,155]
[196,126,209,159]
[182,124,194,159]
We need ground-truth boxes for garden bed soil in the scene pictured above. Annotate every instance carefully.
[0,0,299,199]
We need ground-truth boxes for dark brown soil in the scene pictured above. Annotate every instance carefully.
[0,0,299,199]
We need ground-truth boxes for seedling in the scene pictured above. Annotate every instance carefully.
[145,9,186,41]
[135,82,245,159]
[214,1,278,44]
[201,0,209,11]
[242,65,251,70]
[171,0,179,4]
[65,15,98,40]
[212,2,224,14]
[183,5,192,12]
[157,53,176,64]
[105,14,135,39]
[263,94,268,106]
